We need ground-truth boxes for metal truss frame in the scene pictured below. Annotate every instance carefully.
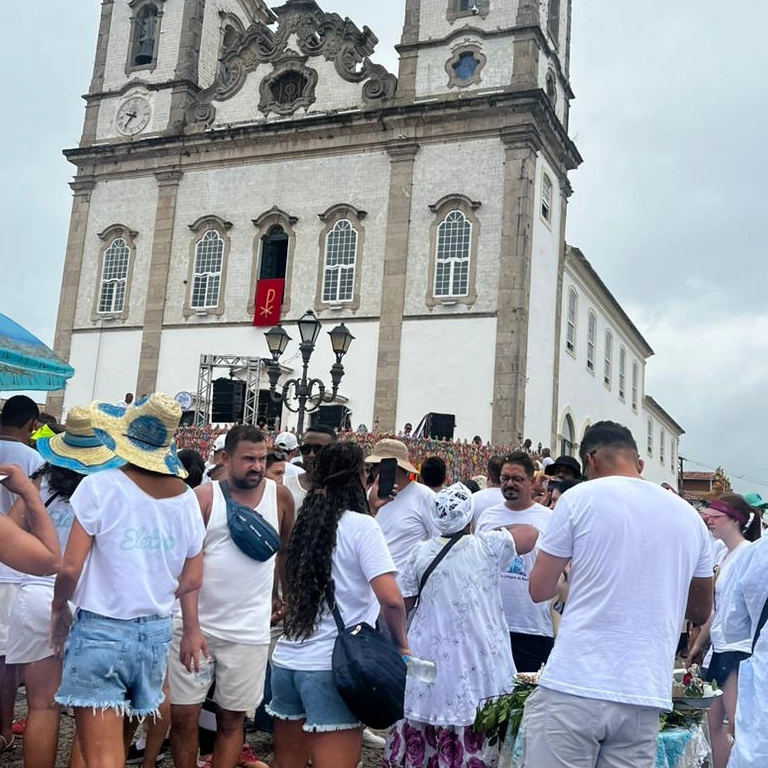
[194,354,268,427]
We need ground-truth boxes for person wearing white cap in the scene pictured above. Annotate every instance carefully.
[205,433,228,483]
[385,483,538,768]
[50,394,206,768]
[273,432,303,478]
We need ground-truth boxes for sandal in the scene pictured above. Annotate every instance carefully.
[0,735,15,753]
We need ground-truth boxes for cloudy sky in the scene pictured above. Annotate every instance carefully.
[2,1,766,494]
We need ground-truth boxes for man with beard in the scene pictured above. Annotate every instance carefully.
[169,426,294,768]
[476,450,553,672]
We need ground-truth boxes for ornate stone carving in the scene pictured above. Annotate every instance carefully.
[258,53,318,117]
[184,0,397,132]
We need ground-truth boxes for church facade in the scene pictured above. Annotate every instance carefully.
[49,0,680,483]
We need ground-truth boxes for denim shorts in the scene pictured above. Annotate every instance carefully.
[266,665,361,732]
[55,609,172,717]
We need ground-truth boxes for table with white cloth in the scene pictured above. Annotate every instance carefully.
[501,718,712,768]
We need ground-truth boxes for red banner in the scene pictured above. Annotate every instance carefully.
[253,279,284,326]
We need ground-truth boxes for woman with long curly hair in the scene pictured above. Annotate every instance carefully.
[688,493,761,768]
[268,442,409,768]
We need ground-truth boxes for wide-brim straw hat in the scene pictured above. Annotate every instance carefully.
[36,406,125,475]
[89,393,187,478]
[364,438,419,475]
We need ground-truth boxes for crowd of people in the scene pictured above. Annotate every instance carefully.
[0,392,767,768]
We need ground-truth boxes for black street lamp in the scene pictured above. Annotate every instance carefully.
[264,310,354,435]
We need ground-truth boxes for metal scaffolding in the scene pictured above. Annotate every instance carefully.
[194,354,271,427]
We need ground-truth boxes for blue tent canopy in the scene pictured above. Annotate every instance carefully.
[0,313,74,392]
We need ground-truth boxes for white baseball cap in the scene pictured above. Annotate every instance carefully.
[274,431,298,451]
[213,433,227,452]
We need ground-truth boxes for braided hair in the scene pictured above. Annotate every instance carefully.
[283,442,369,640]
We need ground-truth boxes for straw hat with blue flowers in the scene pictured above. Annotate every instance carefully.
[89,393,187,478]
[35,406,124,474]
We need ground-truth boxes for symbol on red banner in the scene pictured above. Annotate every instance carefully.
[253,279,284,327]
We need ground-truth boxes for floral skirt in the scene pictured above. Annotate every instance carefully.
[383,718,501,768]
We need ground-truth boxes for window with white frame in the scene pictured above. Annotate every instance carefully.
[566,288,577,354]
[322,219,358,304]
[671,440,676,473]
[98,238,131,314]
[434,210,471,297]
[631,361,639,412]
[618,346,626,401]
[604,329,613,388]
[646,418,653,457]
[586,311,596,371]
[541,173,553,224]
[191,230,224,310]
[660,428,666,465]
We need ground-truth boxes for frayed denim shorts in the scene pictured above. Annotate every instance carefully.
[266,664,362,732]
[55,609,172,718]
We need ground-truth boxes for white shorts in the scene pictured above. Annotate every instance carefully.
[7,584,54,664]
[0,583,21,656]
[168,621,269,713]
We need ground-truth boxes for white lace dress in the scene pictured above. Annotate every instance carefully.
[384,531,517,768]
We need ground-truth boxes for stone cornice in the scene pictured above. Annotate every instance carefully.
[65,90,581,176]
[154,169,183,186]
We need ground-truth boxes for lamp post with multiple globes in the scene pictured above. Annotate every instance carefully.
[263,310,354,436]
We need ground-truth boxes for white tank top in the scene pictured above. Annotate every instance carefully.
[197,479,278,644]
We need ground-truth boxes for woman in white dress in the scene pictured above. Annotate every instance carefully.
[687,493,761,768]
[384,483,537,768]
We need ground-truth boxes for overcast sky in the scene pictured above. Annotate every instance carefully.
[2,1,766,494]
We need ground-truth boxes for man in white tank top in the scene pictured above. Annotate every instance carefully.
[169,426,294,768]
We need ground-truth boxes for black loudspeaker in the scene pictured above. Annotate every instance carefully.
[427,412,456,440]
[212,378,246,423]
[179,410,196,427]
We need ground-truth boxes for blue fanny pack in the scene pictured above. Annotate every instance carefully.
[220,480,280,562]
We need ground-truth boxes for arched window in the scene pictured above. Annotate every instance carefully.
[631,361,639,412]
[646,418,654,457]
[127,1,164,72]
[184,216,231,317]
[541,173,553,224]
[427,195,480,307]
[561,414,575,457]
[99,238,131,314]
[260,226,289,281]
[586,310,596,371]
[435,210,471,298]
[603,329,613,388]
[566,288,577,353]
[252,207,298,316]
[618,346,626,401]
[322,220,358,304]
[191,231,224,310]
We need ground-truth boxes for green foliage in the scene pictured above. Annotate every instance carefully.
[473,684,535,746]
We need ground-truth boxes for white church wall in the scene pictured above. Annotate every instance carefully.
[75,177,159,329]
[64,330,144,412]
[419,1,518,42]
[101,2,186,94]
[414,36,515,99]
[153,319,381,431]
[404,139,505,316]
[523,155,562,447]
[95,89,173,143]
[557,268,650,457]
[166,149,392,325]
[397,317,497,442]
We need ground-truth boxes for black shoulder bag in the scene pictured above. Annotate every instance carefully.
[417,531,466,598]
[220,480,281,562]
[752,592,768,654]
[327,585,406,729]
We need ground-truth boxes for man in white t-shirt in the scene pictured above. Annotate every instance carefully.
[0,395,44,748]
[169,426,294,768]
[471,455,504,526]
[523,421,713,768]
[476,450,553,672]
[366,439,436,587]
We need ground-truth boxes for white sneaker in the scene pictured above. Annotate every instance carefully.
[362,728,386,748]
